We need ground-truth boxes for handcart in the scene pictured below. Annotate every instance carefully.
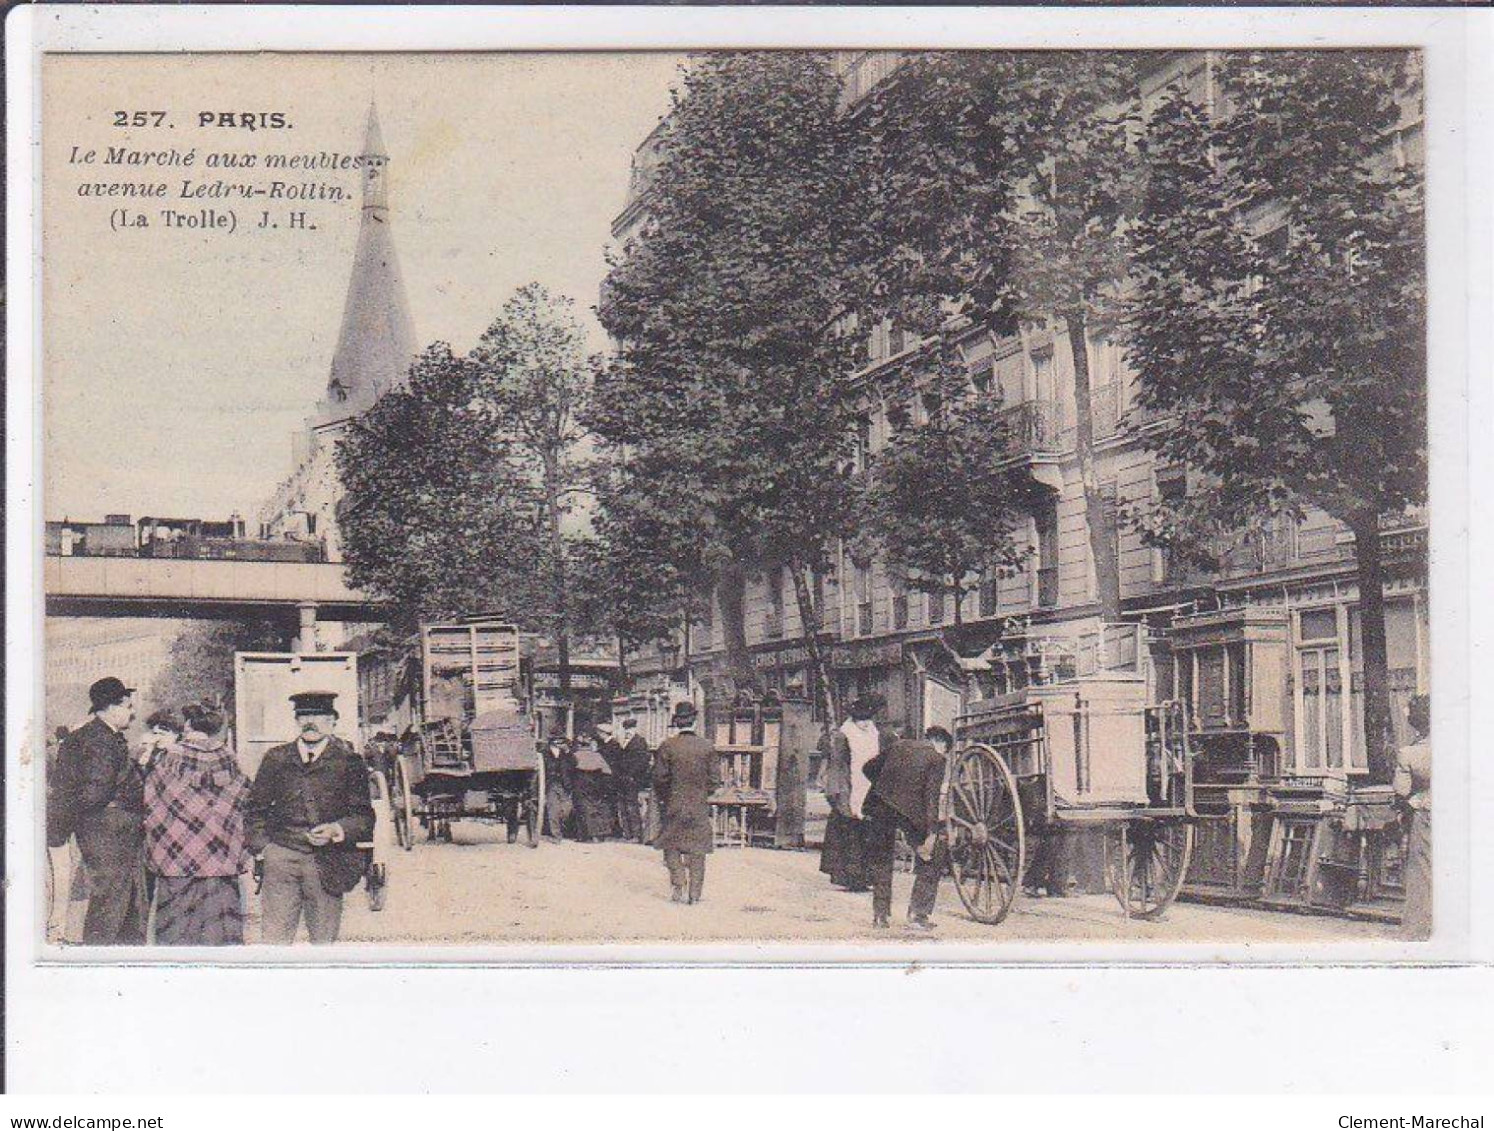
[950,671,1194,925]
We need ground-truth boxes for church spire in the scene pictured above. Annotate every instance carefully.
[315,99,415,427]
[360,102,389,218]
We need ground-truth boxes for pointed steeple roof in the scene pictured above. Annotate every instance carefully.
[314,100,415,427]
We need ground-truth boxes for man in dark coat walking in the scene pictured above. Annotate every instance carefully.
[652,702,720,903]
[246,691,374,944]
[52,677,146,944]
[863,728,950,930]
[615,716,652,843]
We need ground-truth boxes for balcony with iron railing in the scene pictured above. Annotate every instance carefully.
[1208,507,1428,584]
[997,399,1067,458]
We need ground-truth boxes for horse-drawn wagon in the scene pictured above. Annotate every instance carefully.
[384,619,545,849]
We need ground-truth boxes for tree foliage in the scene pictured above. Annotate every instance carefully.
[866,352,1028,630]
[147,618,287,718]
[336,342,548,631]
[1128,51,1425,778]
[593,52,865,709]
[471,284,597,691]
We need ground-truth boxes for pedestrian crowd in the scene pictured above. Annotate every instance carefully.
[45,673,1435,943]
[48,676,372,946]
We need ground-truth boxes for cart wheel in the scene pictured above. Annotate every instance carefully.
[524,752,545,848]
[392,755,415,852]
[1108,819,1193,920]
[944,744,1026,926]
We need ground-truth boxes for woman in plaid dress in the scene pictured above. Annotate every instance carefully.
[142,703,251,945]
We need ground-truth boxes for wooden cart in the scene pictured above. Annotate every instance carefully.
[951,673,1195,925]
[387,620,545,849]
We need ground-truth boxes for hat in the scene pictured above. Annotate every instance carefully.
[289,690,339,716]
[595,722,615,738]
[848,694,885,722]
[89,676,135,712]
[671,702,698,726]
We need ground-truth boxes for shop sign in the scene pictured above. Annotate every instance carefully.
[753,646,811,671]
[533,671,613,691]
[829,639,904,669]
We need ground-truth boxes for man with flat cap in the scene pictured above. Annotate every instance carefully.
[246,690,374,944]
[52,676,146,944]
[652,702,720,903]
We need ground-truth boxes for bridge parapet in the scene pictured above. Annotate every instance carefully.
[44,554,387,621]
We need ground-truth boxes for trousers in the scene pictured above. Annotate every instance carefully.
[259,843,343,944]
[615,781,644,842]
[663,848,706,901]
[864,797,946,922]
[75,807,146,945]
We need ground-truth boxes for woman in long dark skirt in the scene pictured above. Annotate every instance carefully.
[142,702,251,945]
[819,695,892,892]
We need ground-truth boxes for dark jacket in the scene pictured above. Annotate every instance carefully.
[618,734,652,787]
[246,736,374,895]
[52,716,143,847]
[652,731,721,854]
[865,739,945,834]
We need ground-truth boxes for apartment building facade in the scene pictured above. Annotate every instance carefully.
[610,51,1427,907]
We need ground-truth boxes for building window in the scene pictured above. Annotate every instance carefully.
[1293,605,1361,774]
[765,567,785,640]
[928,589,946,625]
[1035,499,1059,609]
[855,561,874,637]
[852,415,872,473]
[891,574,909,631]
[979,567,999,618]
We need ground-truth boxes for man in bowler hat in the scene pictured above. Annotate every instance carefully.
[246,691,374,944]
[863,730,950,930]
[52,676,146,944]
[652,702,721,903]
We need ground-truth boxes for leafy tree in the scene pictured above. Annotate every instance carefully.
[594,52,863,719]
[855,52,1145,620]
[146,618,287,720]
[867,354,1029,632]
[1128,51,1425,781]
[471,284,596,696]
[336,343,548,631]
[570,465,715,663]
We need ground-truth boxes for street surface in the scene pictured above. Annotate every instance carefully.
[304,825,1392,946]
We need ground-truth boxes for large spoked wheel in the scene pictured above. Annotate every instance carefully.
[524,754,545,849]
[391,755,415,852]
[1108,818,1193,920]
[944,744,1026,926]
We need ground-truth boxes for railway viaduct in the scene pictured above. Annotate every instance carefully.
[43,554,388,650]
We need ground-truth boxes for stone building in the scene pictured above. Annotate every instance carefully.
[608,51,1428,911]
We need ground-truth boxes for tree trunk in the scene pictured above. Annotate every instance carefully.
[789,557,840,726]
[542,454,571,698]
[1350,509,1394,784]
[1065,311,1121,622]
[716,558,757,698]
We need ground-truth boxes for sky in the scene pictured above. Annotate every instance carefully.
[42,51,685,522]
